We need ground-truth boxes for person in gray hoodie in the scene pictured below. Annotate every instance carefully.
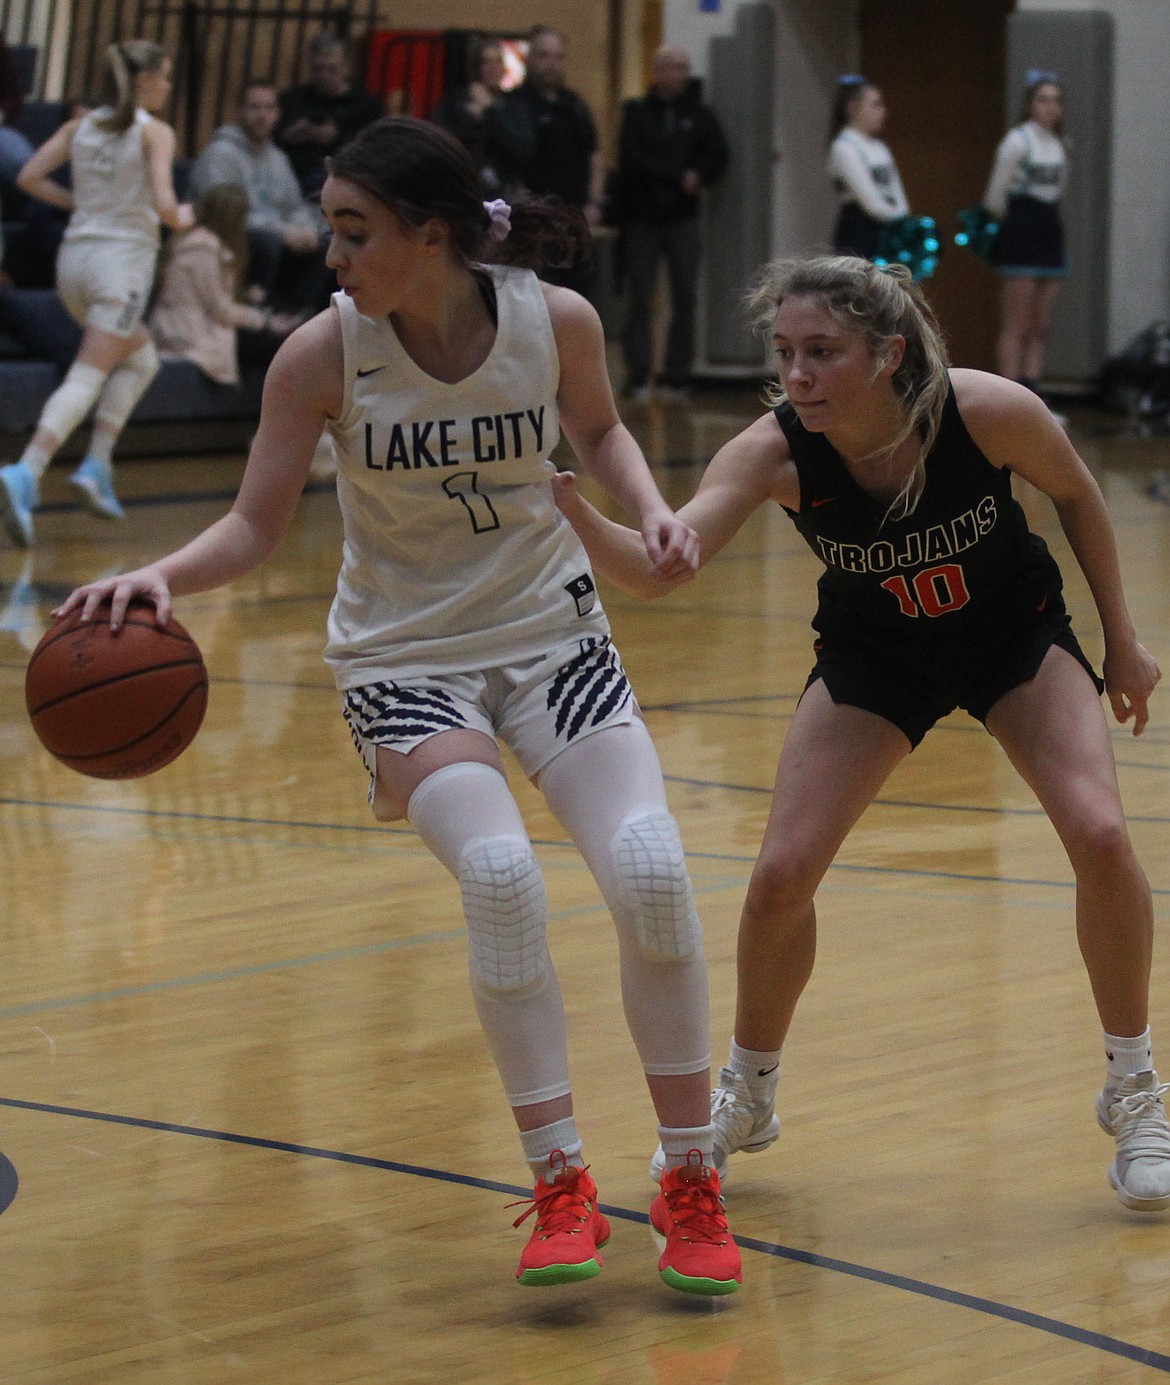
[189,80,330,312]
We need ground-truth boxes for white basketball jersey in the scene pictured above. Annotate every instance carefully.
[323,266,610,687]
[65,108,159,249]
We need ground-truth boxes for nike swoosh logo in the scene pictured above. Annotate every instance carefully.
[356,365,389,378]
[757,1063,780,1076]
[810,497,836,508]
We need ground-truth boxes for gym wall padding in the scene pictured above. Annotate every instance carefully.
[704,2,776,368]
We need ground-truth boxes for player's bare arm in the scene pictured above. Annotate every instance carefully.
[543,284,697,579]
[55,312,341,631]
[554,409,794,599]
[955,367,1160,732]
[14,118,81,211]
[142,118,193,229]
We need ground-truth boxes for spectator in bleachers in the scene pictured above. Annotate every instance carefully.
[490,26,603,295]
[189,80,330,314]
[430,36,507,196]
[0,38,35,191]
[0,40,193,548]
[149,183,298,386]
[276,32,383,198]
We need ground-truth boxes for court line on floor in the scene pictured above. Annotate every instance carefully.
[0,867,1083,1024]
[6,769,1170,832]
[7,792,1159,891]
[6,795,1170,898]
[0,1096,1167,1373]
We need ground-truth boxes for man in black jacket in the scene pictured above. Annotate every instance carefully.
[488,27,604,295]
[276,32,384,198]
[614,47,729,400]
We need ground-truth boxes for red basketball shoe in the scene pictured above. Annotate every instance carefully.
[650,1150,742,1295]
[513,1151,611,1285]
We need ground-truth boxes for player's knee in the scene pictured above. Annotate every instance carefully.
[744,849,818,921]
[1066,813,1136,880]
[127,339,161,383]
[459,835,550,995]
[611,808,701,960]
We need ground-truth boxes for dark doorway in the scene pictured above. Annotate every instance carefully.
[860,0,1014,370]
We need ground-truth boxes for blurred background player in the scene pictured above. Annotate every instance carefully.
[1,40,193,548]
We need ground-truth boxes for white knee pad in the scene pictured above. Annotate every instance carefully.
[611,808,702,960]
[459,835,550,994]
[38,362,108,445]
[95,341,161,431]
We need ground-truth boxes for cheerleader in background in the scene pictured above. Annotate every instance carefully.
[986,71,1069,415]
[826,74,909,261]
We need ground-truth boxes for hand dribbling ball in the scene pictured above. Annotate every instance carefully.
[25,602,208,779]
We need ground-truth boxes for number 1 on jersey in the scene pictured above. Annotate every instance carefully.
[443,471,501,534]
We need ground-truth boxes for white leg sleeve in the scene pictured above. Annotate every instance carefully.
[93,341,160,435]
[406,761,571,1107]
[31,362,109,463]
[539,722,710,1077]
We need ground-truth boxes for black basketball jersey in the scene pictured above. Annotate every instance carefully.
[776,383,1062,644]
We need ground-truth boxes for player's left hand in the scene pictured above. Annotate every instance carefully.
[1104,639,1161,735]
[641,506,699,582]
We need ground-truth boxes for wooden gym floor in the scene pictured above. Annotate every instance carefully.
[3,393,1170,1382]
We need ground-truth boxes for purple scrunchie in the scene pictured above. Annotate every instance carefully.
[484,198,512,242]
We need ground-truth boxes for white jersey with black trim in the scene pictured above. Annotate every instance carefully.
[827,129,909,222]
[983,121,1067,218]
[64,108,160,249]
[323,265,611,687]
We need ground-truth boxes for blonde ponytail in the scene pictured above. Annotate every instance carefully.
[97,39,167,132]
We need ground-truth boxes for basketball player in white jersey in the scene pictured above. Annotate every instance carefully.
[55,117,743,1296]
[0,41,193,548]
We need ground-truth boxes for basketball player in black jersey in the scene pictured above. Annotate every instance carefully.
[554,253,1170,1214]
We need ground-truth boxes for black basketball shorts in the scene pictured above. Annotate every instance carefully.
[803,596,1103,749]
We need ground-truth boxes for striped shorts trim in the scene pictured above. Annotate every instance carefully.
[341,636,639,791]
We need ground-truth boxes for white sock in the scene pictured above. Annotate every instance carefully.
[1104,1027,1153,1095]
[14,441,51,486]
[658,1123,714,1172]
[91,342,160,454]
[726,1039,782,1098]
[520,1117,583,1180]
[84,427,117,468]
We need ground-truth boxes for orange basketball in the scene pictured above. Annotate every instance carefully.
[25,602,208,779]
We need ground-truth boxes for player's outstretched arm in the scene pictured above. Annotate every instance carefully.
[956,368,1161,734]
[553,411,792,600]
[54,311,342,631]
[544,285,696,581]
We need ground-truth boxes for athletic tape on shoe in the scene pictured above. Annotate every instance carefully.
[611,809,701,959]
[458,835,549,993]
